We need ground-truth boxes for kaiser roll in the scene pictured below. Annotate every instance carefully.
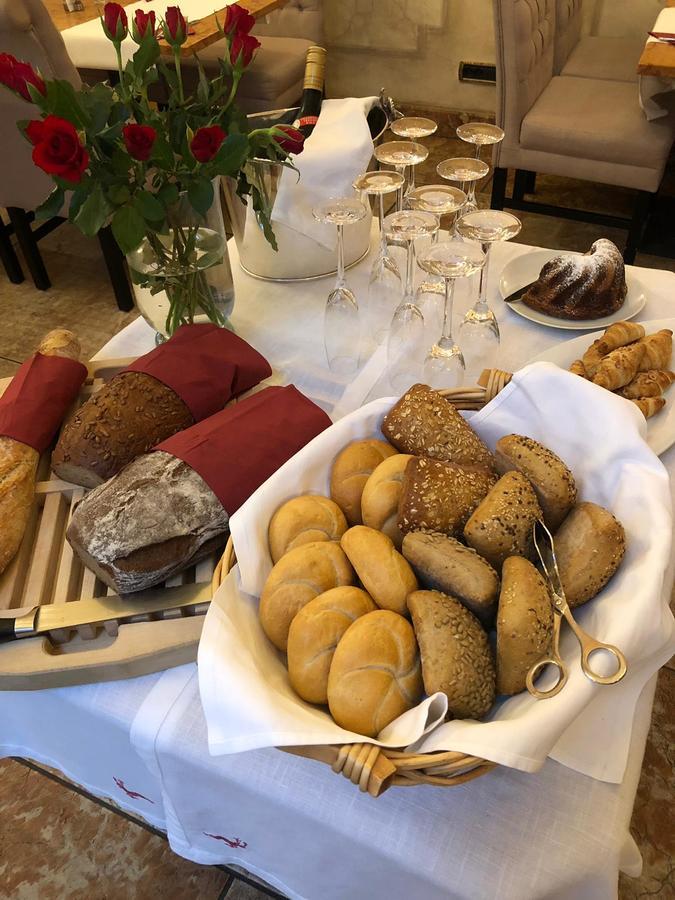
[340,525,418,615]
[330,439,397,525]
[268,494,347,563]
[360,453,414,548]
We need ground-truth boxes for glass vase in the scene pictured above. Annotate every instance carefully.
[127,177,235,343]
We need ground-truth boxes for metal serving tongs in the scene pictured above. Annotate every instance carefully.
[526,520,628,700]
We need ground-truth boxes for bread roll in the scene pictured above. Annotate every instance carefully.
[401,531,499,624]
[495,434,577,531]
[259,541,354,650]
[340,526,417,616]
[554,502,626,608]
[464,472,543,569]
[330,439,397,525]
[287,586,376,704]
[398,456,497,538]
[327,609,422,737]
[268,495,347,563]
[407,590,495,719]
[361,453,413,548]
[1,330,81,575]
[382,383,495,470]
[496,557,553,695]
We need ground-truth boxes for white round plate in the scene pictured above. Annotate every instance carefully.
[499,248,647,330]
[526,318,675,456]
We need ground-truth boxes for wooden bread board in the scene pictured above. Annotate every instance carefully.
[0,357,220,690]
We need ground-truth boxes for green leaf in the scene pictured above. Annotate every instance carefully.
[44,79,88,128]
[111,146,132,176]
[68,184,89,221]
[111,205,146,254]
[133,190,165,222]
[132,34,161,76]
[250,184,278,251]
[34,186,65,221]
[151,136,174,169]
[158,183,179,207]
[187,177,213,217]
[210,133,249,177]
[74,183,112,236]
[107,184,131,205]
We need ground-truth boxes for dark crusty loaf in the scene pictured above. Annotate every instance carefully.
[382,383,495,469]
[52,372,194,488]
[66,450,228,593]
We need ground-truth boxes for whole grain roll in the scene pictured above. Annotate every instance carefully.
[495,434,577,531]
[401,531,499,624]
[382,383,495,469]
[464,471,543,569]
[330,439,397,525]
[259,541,354,651]
[327,609,422,737]
[407,590,495,719]
[496,557,553,695]
[287,586,376,704]
[361,453,414,548]
[340,525,418,615]
[268,495,347,563]
[554,502,626,608]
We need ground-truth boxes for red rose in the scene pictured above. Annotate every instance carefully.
[190,125,226,163]
[223,4,255,36]
[230,32,260,69]
[0,53,46,102]
[132,9,156,42]
[274,125,305,155]
[102,2,128,42]
[123,123,157,161]
[26,115,89,184]
[163,6,188,46]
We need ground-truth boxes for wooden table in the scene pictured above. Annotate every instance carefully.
[47,0,287,57]
[638,0,675,78]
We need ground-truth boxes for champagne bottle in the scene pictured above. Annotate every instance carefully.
[292,46,327,139]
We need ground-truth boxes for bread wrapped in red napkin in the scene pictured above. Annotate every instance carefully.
[66,385,331,593]
[52,324,272,488]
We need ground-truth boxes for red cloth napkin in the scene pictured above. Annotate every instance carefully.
[155,385,331,513]
[124,324,272,421]
[0,354,87,452]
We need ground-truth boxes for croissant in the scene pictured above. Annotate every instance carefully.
[569,359,587,378]
[581,339,604,377]
[637,330,673,372]
[592,342,646,391]
[617,370,675,399]
[631,396,666,418]
[595,321,645,355]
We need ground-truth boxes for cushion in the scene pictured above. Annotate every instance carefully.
[520,76,675,170]
[561,35,645,83]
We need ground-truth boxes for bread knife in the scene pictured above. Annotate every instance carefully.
[0,582,212,643]
[503,280,536,303]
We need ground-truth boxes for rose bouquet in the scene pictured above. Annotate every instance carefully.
[0,3,305,335]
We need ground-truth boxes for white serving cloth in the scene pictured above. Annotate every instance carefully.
[199,363,675,779]
[640,8,675,120]
[271,98,377,251]
[61,0,235,69]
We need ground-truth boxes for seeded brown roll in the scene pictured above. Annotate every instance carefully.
[408,590,495,719]
[397,457,497,539]
[496,557,553,695]
[382,383,495,470]
[330,439,397,525]
[268,495,347,563]
[463,472,543,570]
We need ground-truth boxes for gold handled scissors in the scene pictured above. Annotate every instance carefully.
[526,519,628,700]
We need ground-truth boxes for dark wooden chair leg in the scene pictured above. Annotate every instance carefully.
[491,166,508,210]
[624,190,652,265]
[524,171,536,194]
[513,169,533,202]
[98,226,135,312]
[7,207,50,290]
[0,219,24,284]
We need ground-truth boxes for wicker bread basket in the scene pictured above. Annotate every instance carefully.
[210,370,512,797]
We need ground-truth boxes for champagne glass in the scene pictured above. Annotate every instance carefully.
[418,241,486,388]
[390,117,437,198]
[383,210,439,392]
[456,122,505,161]
[312,197,368,377]
[456,209,521,379]
[437,157,489,215]
[353,170,405,344]
[374,141,429,212]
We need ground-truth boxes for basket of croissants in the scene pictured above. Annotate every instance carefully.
[211,375,629,796]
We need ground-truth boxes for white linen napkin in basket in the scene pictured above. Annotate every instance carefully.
[198,363,675,782]
[271,98,377,252]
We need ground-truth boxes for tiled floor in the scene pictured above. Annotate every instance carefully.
[0,120,674,898]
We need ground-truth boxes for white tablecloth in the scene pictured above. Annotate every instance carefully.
[639,7,675,120]
[2,236,674,899]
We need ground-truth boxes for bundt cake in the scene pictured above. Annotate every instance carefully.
[521,239,627,320]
